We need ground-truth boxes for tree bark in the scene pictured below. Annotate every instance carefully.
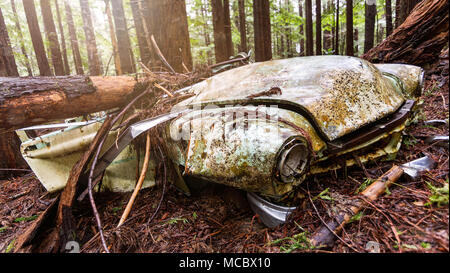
[223,0,234,57]
[105,0,122,75]
[0,76,139,131]
[23,0,52,76]
[64,0,84,75]
[299,0,305,56]
[0,7,19,77]
[79,0,103,76]
[54,0,70,75]
[253,0,272,61]
[10,0,33,76]
[211,0,228,63]
[40,0,65,76]
[316,0,322,55]
[363,0,376,53]
[362,0,449,67]
[385,0,393,36]
[130,0,151,67]
[334,0,339,54]
[345,0,353,56]
[305,0,313,56]
[111,0,135,74]
[238,0,247,53]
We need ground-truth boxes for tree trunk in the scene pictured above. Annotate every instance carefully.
[111,0,135,74]
[40,0,65,76]
[145,0,192,73]
[211,0,228,63]
[79,0,103,76]
[130,0,151,67]
[334,0,339,54]
[0,8,19,77]
[238,0,247,53]
[0,76,138,131]
[0,131,28,178]
[363,0,376,53]
[345,0,353,56]
[316,0,322,55]
[10,0,33,76]
[299,0,305,56]
[361,0,449,67]
[385,0,393,36]
[105,0,122,75]
[395,0,420,28]
[54,0,70,75]
[23,0,52,76]
[305,0,313,56]
[253,0,272,61]
[64,0,84,75]
[224,0,234,57]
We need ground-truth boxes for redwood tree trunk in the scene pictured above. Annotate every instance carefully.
[111,0,135,74]
[130,0,151,67]
[64,0,84,75]
[385,0,393,36]
[211,0,228,63]
[316,0,322,55]
[40,0,65,76]
[54,0,70,75]
[0,76,138,131]
[223,0,234,57]
[105,0,121,75]
[298,0,305,56]
[253,0,272,61]
[363,0,376,53]
[0,8,19,77]
[79,0,103,76]
[238,0,247,53]
[305,0,313,56]
[10,0,33,76]
[362,0,449,67]
[23,0,52,76]
[334,0,339,54]
[345,0,353,56]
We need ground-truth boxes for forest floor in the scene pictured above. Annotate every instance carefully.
[0,53,448,253]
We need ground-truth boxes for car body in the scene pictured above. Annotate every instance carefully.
[18,56,424,203]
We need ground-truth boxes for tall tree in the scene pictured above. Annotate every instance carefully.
[105,0,121,75]
[364,0,376,53]
[334,0,339,54]
[304,0,313,55]
[395,0,420,28]
[54,0,70,75]
[316,0,322,55]
[253,0,272,61]
[22,0,52,76]
[385,0,393,36]
[10,0,33,76]
[0,7,19,76]
[79,0,103,75]
[238,0,247,53]
[40,0,65,75]
[144,0,192,72]
[211,0,229,62]
[345,0,353,56]
[223,0,233,57]
[110,0,134,74]
[130,0,151,67]
[298,0,305,56]
[64,0,84,75]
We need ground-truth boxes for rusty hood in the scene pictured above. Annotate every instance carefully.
[178,56,406,141]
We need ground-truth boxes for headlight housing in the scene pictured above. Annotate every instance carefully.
[276,137,310,183]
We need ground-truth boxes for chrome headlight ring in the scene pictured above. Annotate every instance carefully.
[276,137,310,183]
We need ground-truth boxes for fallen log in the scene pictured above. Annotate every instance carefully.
[0,75,142,131]
[361,0,449,67]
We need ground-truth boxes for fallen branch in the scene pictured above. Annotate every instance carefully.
[150,34,176,74]
[117,131,151,227]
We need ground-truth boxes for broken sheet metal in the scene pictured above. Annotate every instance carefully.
[401,156,437,180]
[246,192,296,228]
[18,120,156,193]
[423,119,448,127]
[425,135,449,148]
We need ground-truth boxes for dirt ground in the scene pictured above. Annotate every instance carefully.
[0,55,448,253]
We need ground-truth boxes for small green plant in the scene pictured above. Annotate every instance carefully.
[348,211,364,224]
[0,227,7,233]
[403,137,418,149]
[192,212,198,220]
[5,239,15,253]
[14,215,37,223]
[164,217,189,225]
[355,178,375,194]
[269,223,314,253]
[425,181,449,207]
[312,188,333,201]
[420,242,431,249]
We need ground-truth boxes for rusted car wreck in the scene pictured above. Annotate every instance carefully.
[17,55,424,227]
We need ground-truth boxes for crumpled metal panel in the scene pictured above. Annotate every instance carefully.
[374,63,424,98]
[177,56,407,141]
